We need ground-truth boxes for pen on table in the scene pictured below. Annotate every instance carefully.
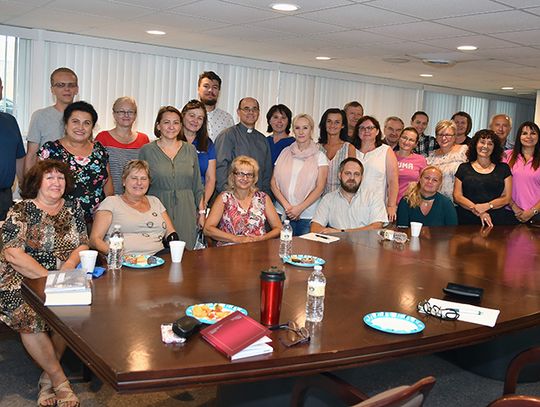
[449,308,482,315]
[315,234,329,240]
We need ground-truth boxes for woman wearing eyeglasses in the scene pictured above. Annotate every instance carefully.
[139,106,204,249]
[395,127,427,205]
[204,155,281,245]
[352,115,399,221]
[426,120,468,203]
[95,97,149,194]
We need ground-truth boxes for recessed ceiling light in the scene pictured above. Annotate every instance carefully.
[146,30,166,36]
[501,86,514,90]
[420,74,433,78]
[271,3,299,11]
[316,56,332,60]
[457,45,478,51]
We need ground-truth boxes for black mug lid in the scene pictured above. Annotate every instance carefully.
[261,266,285,282]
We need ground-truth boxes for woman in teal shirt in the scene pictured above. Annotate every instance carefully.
[397,166,457,227]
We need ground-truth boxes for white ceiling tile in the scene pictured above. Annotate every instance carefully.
[368,0,511,19]
[301,3,418,29]
[254,16,342,35]
[492,29,540,46]
[132,11,230,31]
[47,0,152,20]
[418,35,517,51]
[5,9,108,32]
[0,2,36,22]
[495,0,540,9]
[365,21,470,41]
[202,24,291,41]
[475,45,540,59]
[440,10,540,34]
[171,0,277,24]
[110,0,197,10]
[310,30,401,47]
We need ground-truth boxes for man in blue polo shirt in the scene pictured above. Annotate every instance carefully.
[0,77,26,220]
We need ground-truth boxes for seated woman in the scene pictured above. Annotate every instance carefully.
[0,160,87,407]
[204,155,281,245]
[504,121,540,224]
[38,101,113,225]
[271,114,329,236]
[454,129,514,227]
[397,166,457,227]
[90,160,176,256]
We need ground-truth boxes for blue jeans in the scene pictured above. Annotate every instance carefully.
[289,218,311,236]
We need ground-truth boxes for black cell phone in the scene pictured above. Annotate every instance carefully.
[172,315,202,339]
[443,282,484,300]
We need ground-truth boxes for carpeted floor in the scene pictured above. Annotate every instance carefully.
[1,327,540,406]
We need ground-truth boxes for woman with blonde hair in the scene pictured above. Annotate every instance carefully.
[271,113,329,235]
[204,155,281,245]
[397,166,457,227]
[426,119,468,203]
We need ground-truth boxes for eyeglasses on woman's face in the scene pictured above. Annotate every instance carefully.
[233,171,255,179]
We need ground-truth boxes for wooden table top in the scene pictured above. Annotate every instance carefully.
[22,225,540,393]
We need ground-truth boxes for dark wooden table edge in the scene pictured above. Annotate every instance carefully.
[21,277,540,394]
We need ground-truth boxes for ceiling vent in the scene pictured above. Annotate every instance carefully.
[422,59,455,67]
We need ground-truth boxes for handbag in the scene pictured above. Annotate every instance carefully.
[193,227,207,250]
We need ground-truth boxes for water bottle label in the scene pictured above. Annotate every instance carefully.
[109,236,123,250]
[308,282,325,297]
[280,231,292,241]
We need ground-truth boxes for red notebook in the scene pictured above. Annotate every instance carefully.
[201,311,273,360]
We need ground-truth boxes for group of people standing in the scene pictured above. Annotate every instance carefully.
[1,66,539,407]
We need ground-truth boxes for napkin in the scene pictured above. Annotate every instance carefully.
[76,264,106,278]
[424,298,500,327]
[299,232,340,244]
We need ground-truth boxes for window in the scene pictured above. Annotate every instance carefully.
[0,35,17,115]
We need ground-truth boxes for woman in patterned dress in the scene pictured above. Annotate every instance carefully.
[38,101,113,225]
[204,155,281,245]
[0,160,86,406]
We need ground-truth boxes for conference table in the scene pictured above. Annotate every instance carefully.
[22,225,540,394]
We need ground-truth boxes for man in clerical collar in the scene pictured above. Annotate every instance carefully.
[411,111,438,157]
[310,157,388,234]
[197,71,234,142]
[489,113,513,150]
[215,97,272,194]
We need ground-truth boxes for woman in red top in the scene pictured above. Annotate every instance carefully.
[95,96,149,194]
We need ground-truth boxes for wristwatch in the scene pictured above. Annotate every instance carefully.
[534,208,539,215]
[489,202,494,210]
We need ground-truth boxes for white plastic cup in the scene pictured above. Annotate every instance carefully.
[79,250,98,274]
[169,241,186,263]
[410,222,423,237]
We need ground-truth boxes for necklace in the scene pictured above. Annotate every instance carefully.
[420,194,435,206]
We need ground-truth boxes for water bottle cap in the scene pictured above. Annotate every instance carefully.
[284,219,290,225]
[113,224,121,230]
[314,265,322,271]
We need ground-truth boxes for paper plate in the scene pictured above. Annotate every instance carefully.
[284,254,325,267]
[122,255,165,269]
[363,311,425,335]
[186,303,248,325]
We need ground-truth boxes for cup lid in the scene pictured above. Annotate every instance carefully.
[261,266,285,282]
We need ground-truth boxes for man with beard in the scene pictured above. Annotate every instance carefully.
[310,157,388,233]
[198,71,234,142]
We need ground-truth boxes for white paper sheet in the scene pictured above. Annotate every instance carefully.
[299,233,340,244]
[424,298,500,327]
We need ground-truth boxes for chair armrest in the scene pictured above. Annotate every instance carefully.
[504,347,540,395]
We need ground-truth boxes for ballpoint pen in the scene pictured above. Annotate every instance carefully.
[315,234,329,240]
[449,308,482,315]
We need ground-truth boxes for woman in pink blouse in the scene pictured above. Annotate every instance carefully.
[204,156,281,245]
[504,121,540,223]
[395,127,427,205]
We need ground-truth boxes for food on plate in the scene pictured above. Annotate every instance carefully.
[191,304,233,321]
[290,255,315,264]
[123,255,159,266]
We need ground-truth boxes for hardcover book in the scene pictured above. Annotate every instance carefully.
[44,269,92,306]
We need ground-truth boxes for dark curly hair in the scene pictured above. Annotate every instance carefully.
[467,129,503,163]
[63,101,98,127]
[20,160,74,199]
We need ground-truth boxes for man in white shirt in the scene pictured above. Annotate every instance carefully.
[198,71,234,142]
[311,157,388,233]
[24,67,78,172]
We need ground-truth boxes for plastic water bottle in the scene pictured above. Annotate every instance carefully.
[306,265,326,322]
[377,229,408,244]
[107,224,124,271]
[279,219,293,259]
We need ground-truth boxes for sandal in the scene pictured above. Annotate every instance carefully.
[37,372,55,407]
[53,380,80,407]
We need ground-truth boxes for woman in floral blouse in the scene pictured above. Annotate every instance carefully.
[38,101,112,225]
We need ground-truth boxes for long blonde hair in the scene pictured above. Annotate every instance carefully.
[404,166,443,208]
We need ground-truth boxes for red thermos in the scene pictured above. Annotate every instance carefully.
[260,266,285,327]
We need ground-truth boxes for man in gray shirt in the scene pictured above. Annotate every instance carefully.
[24,67,79,172]
[215,97,272,195]
[311,157,388,233]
